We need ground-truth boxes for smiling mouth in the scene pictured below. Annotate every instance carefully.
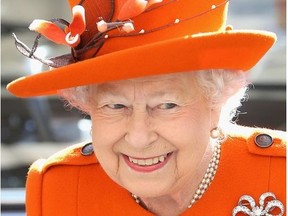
[128,153,170,166]
[122,152,173,172]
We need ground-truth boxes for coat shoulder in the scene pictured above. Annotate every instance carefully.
[29,142,98,174]
[225,125,286,157]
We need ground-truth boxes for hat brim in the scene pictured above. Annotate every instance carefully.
[7,30,276,97]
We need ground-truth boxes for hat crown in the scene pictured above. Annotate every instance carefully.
[68,0,229,59]
[7,0,276,98]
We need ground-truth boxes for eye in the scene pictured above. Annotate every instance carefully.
[157,103,178,110]
[106,104,126,109]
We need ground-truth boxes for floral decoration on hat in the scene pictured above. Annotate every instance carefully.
[12,0,229,69]
[29,5,86,48]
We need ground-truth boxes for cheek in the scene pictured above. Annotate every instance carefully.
[157,107,211,147]
[90,116,126,182]
[91,132,122,184]
[158,108,211,173]
[90,112,126,147]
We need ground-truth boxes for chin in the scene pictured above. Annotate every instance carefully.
[119,172,176,198]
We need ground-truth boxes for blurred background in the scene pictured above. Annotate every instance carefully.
[1,0,286,215]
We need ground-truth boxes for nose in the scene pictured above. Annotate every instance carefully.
[125,109,158,148]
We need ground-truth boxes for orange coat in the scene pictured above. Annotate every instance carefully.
[26,126,286,216]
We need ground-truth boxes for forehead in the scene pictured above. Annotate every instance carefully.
[93,73,196,94]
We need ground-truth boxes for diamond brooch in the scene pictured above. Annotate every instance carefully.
[232,192,284,216]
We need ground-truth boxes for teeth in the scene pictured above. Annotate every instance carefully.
[153,157,159,164]
[128,154,169,166]
[145,159,153,165]
[159,155,165,162]
[138,160,145,166]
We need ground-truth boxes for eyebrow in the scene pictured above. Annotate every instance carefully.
[146,90,183,99]
[145,80,188,98]
[93,78,188,99]
[92,84,130,101]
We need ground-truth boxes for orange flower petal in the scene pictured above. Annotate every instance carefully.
[65,32,80,47]
[147,0,162,8]
[69,5,86,36]
[117,0,148,20]
[29,19,67,45]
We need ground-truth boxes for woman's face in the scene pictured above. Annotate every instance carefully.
[90,73,220,198]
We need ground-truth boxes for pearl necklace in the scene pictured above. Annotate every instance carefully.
[131,140,222,209]
[187,140,221,208]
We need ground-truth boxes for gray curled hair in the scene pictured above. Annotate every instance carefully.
[194,69,249,127]
[58,69,249,126]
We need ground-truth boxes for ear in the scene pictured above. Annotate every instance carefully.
[210,105,222,129]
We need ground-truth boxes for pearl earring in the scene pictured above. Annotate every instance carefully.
[210,127,224,140]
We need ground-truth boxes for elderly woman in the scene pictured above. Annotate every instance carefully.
[7,0,285,215]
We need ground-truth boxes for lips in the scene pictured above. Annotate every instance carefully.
[122,152,173,172]
[128,154,168,166]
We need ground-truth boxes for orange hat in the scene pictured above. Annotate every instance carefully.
[7,0,276,97]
